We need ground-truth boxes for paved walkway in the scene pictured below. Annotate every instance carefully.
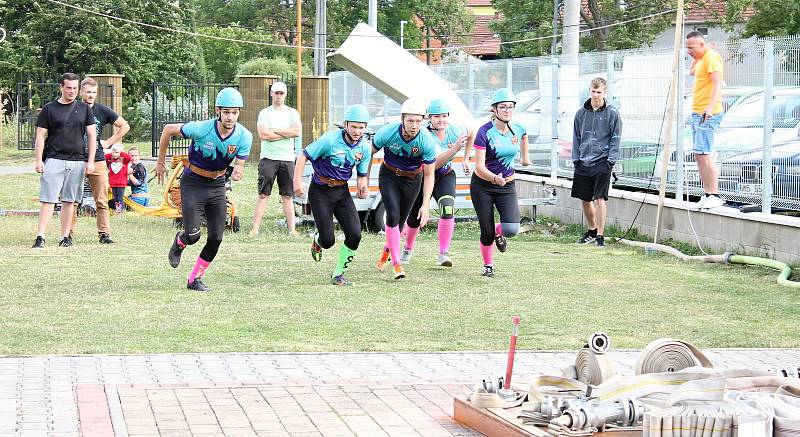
[1,349,800,436]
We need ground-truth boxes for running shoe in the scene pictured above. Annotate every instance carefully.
[438,251,452,267]
[399,248,413,265]
[168,233,184,268]
[376,248,391,271]
[331,275,354,286]
[187,279,211,292]
[393,265,406,280]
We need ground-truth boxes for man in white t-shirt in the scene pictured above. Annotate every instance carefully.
[250,81,302,236]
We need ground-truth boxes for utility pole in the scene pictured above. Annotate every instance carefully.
[426,26,431,65]
[368,0,377,29]
[563,0,579,65]
[296,0,303,116]
[400,20,407,48]
[313,0,327,75]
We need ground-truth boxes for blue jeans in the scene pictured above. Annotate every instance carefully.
[690,112,723,155]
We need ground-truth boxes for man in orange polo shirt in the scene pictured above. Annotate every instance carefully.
[685,31,725,209]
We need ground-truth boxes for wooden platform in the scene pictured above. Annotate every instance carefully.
[453,398,641,437]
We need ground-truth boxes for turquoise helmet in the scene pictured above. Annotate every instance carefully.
[427,98,450,115]
[490,88,515,106]
[215,88,244,108]
[343,104,370,123]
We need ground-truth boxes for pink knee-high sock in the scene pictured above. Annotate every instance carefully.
[188,257,211,283]
[495,223,503,237]
[438,218,455,254]
[480,242,494,266]
[386,225,402,267]
[404,226,421,251]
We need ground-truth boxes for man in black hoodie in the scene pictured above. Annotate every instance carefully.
[571,77,622,247]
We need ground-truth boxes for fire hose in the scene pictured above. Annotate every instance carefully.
[618,239,800,288]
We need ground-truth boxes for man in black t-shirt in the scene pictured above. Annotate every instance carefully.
[32,73,97,249]
[70,77,130,244]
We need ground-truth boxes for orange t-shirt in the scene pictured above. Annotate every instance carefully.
[692,49,724,115]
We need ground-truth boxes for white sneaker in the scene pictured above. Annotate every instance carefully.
[438,251,453,267]
[695,196,709,209]
[701,195,725,209]
[399,248,413,265]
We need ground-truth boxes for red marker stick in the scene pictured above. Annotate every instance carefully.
[503,315,521,390]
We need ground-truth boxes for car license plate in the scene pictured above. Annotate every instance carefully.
[737,183,762,194]
[668,170,700,182]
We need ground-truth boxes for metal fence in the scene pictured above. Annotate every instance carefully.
[329,34,800,214]
[16,81,115,150]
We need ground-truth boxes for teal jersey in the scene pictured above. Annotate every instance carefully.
[373,123,436,171]
[428,124,467,176]
[474,120,527,178]
[180,119,253,172]
[304,129,372,185]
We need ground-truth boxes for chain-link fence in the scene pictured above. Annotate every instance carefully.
[330,34,800,213]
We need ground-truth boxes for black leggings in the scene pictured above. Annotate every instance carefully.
[179,172,227,262]
[308,182,362,250]
[470,175,520,246]
[109,187,125,210]
[407,170,456,228]
[379,165,423,228]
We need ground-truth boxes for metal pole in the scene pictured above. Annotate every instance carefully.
[506,59,513,91]
[762,40,774,214]
[675,49,686,201]
[550,57,559,179]
[400,20,407,48]
[313,0,327,76]
[551,0,559,56]
[426,26,431,65]
[368,0,377,29]
[296,0,303,116]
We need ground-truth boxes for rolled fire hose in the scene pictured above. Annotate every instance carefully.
[618,239,800,288]
[635,338,713,375]
[573,332,616,385]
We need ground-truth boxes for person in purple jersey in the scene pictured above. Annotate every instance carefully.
[372,98,437,280]
[293,105,372,286]
[400,98,474,267]
[471,88,530,278]
[156,88,253,292]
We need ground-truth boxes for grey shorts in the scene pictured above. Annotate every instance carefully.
[39,158,85,203]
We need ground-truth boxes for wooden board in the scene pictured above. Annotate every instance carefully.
[453,398,641,437]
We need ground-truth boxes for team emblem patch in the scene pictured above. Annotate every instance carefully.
[511,136,518,145]
[227,145,237,155]
[411,146,420,155]
[354,151,364,162]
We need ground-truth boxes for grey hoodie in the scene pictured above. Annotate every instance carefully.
[572,98,622,167]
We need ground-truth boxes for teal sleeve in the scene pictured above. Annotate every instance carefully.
[373,125,390,150]
[180,120,204,138]
[304,133,329,161]
[237,129,253,159]
[356,143,372,176]
[421,131,436,164]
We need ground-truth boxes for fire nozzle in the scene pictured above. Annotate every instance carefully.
[498,315,521,400]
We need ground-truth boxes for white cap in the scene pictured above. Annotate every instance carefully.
[271,81,287,93]
[110,144,123,152]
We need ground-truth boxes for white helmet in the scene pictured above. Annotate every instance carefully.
[400,98,427,117]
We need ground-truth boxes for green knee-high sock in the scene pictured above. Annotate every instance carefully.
[332,244,357,278]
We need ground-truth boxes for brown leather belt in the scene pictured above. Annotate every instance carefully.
[383,162,423,179]
[317,175,348,187]
[188,163,226,180]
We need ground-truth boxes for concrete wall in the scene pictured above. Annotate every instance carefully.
[516,174,800,264]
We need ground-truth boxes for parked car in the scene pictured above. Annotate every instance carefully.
[719,138,800,210]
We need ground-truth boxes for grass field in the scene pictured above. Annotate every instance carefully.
[1,159,799,355]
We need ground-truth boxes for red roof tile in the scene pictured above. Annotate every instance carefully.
[464,15,501,56]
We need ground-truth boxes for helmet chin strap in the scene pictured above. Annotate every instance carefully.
[492,110,515,136]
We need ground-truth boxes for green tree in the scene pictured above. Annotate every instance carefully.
[195,25,284,82]
[741,0,800,37]
[0,0,206,99]
[237,56,312,77]
[491,0,674,57]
